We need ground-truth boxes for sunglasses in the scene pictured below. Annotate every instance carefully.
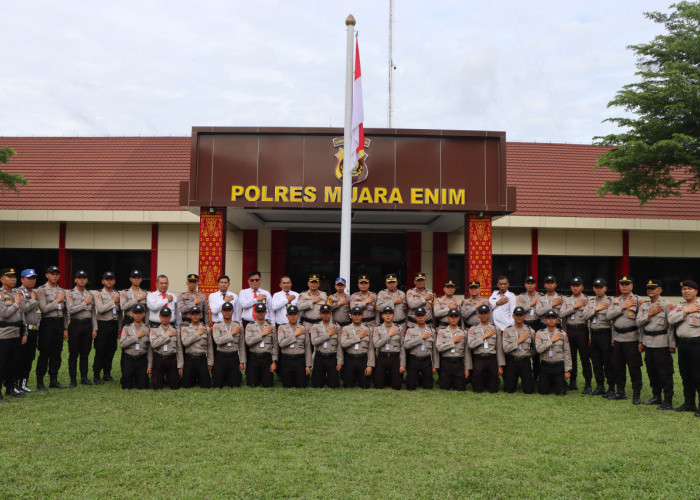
[249,278,260,282]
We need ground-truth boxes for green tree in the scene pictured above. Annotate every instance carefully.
[0,146,27,193]
[594,1,700,205]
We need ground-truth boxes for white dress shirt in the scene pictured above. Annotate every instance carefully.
[488,290,516,331]
[270,290,300,325]
[208,290,239,323]
[238,287,271,322]
[146,290,178,325]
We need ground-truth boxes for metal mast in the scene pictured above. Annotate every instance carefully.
[387,0,394,127]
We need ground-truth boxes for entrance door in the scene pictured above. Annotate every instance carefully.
[286,232,407,294]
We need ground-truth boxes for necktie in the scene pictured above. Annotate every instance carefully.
[254,290,257,299]
[162,294,167,299]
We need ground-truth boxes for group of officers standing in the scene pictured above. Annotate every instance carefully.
[0,266,699,417]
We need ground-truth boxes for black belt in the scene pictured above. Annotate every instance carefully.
[409,354,431,361]
[185,353,207,359]
[345,352,368,359]
[615,325,638,334]
[0,320,21,328]
[394,318,406,325]
[475,353,496,360]
[71,317,92,324]
[677,337,700,345]
[591,328,612,335]
[97,318,118,324]
[643,329,667,337]
[150,321,162,328]
[407,317,417,324]
[440,356,462,362]
[250,352,272,358]
[302,317,321,324]
[216,350,240,357]
[506,354,531,361]
[42,316,64,322]
[336,320,350,327]
[318,352,337,358]
[524,320,540,326]
[567,324,587,329]
[181,317,191,324]
[154,352,176,359]
[378,351,399,357]
[281,353,305,359]
[361,317,375,323]
[542,360,565,367]
[123,352,147,359]
[438,321,449,326]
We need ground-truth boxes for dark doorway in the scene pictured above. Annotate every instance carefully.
[71,250,152,291]
[286,232,406,294]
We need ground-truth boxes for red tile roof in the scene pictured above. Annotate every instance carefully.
[0,137,696,219]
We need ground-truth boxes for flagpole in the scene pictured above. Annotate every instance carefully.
[340,14,355,283]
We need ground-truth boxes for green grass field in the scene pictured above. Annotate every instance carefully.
[2,350,700,499]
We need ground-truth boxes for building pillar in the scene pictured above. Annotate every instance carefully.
[616,229,630,294]
[432,232,448,292]
[197,208,226,298]
[270,230,287,289]
[58,222,71,289]
[529,228,539,285]
[465,213,493,298]
[405,232,421,291]
[242,229,258,290]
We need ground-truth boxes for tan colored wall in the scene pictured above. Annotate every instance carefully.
[156,224,199,294]
[0,222,59,248]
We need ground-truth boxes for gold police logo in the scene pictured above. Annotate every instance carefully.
[333,137,370,185]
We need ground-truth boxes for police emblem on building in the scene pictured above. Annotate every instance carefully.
[333,137,370,185]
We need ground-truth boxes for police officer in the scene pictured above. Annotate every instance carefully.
[66,270,97,388]
[36,265,68,390]
[93,271,121,384]
[636,279,674,410]
[581,278,614,397]
[244,303,277,387]
[434,280,462,328]
[535,275,563,318]
[0,268,26,400]
[517,276,543,381]
[461,281,488,329]
[376,273,407,330]
[340,306,375,388]
[275,304,312,388]
[372,306,403,390]
[468,304,505,393]
[407,272,434,325]
[17,269,39,393]
[328,277,351,328]
[401,306,437,390]
[120,269,147,326]
[177,274,209,326]
[501,306,536,394]
[119,304,150,389]
[435,308,471,391]
[297,274,327,328]
[309,304,342,388]
[211,302,246,388]
[535,309,572,395]
[148,307,180,390]
[560,277,592,393]
[350,275,377,326]
[667,280,700,415]
[178,307,213,388]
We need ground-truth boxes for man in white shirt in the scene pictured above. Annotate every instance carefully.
[488,275,516,331]
[209,274,238,323]
[146,275,178,327]
[238,270,271,327]
[270,275,299,326]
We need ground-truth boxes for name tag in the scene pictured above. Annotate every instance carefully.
[548,349,553,358]
[484,341,488,349]
[290,343,295,349]
[57,303,62,310]
[529,309,534,316]
[163,344,168,352]
[354,343,359,350]
[450,348,456,353]
[135,343,140,351]
[420,344,426,351]
[518,344,522,350]
[385,344,390,350]
[592,317,597,324]
[113,307,117,315]
[323,341,328,349]
[227,342,232,347]
[570,314,575,320]
[260,341,265,348]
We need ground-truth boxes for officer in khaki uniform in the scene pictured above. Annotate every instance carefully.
[36,265,68,390]
[119,304,150,389]
[350,275,377,326]
[535,275,564,319]
[535,309,572,395]
[178,307,213,388]
[401,306,437,390]
[93,271,121,384]
[468,304,505,393]
[244,303,278,388]
[435,308,471,391]
[328,277,351,328]
[407,272,434,325]
[148,307,180,389]
[434,280,462,328]
[17,269,39,393]
[211,302,246,388]
[376,273,407,330]
[517,276,543,381]
[177,274,209,326]
[667,280,700,415]
[461,281,488,328]
[297,274,328,328]
[275,305,312,388]
[636,279,674,410]
[501,306,536,394]
[559,277,592,393]
[340,306,375,388]
[120,269,147,326]
[66,270,98,388]
[0,268,26,400]
[581,278,614,396]
[310,304,343,388]
[372,306,403,390]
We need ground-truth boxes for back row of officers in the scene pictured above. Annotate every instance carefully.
[1,267,699,417]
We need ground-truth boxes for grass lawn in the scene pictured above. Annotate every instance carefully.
[2,351,699,499]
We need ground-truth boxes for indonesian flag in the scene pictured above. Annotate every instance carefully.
[350,38,364,171]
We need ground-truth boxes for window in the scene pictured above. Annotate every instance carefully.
[71,250,151,291]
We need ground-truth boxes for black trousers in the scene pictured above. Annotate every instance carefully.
[182,354,211,388]
[342,353,370,388]
[280,354,307,388]
[247,353,274,387]
[151,354,179,389]
[68,319,93,381]
[644,347,673,400]
[472,355,499,393]
[539,361,566,395]
[678,339,700,407]
[213,351,242,388]
[503,356,534,394]
[438,356,466,391]
[121,354,149,389]
[613,340,642,393]
[18,329,38,380]
[590,329,614,389]
[525,320,542,379]
[374,352,402,390]
[0,336,20,393]
[567,325,592,383]
[406,355,433,390]
[36,317,64,378]
[312,353,339,388]
[94,319,119,378]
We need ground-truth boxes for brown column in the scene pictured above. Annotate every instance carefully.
[465,213,493,297]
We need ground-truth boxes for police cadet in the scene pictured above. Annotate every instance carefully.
[118,304,150,389]
[376,273,407,330]
[177,274,209,326]
[93,271,121,384]
[606,275,643,404]
[178,307,213,389]
[461,281,488,329]
[66,270,98,388]
[436,308,471,391]
[581,278,615,397]
[350,274,377,326]
[636,279,674,410]
[667,280,700,415]
[328,277,351,328]
[517,276,543,381]
[17,269,39,393]
[211,302,246,388]
[372,306,403,390]
[501,306,536,394]
[535,275,563,319]
[535,309,572,395]
[309,303,343,388]
[0,268,26,400]
[407,272,434,325]
[401,306,437,390]
[468,304,505,393]
[36,265,68,390]
[120,269,147,326]
[148,307,180,390]
[559,277,592,393]
[434,280,461,328]
[275,304,312,388]
[244,303,278,388]
[297,274,327,328]
[340,306,375,388]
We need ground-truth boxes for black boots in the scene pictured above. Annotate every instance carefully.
[632,391,642,405]
[36,376,47,391]
[49,376,66,389]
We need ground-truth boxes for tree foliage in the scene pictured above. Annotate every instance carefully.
[0,146,28,193]
[594,1,700,205]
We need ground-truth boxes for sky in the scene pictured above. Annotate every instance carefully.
[0,0,674,143]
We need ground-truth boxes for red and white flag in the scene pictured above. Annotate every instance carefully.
[350,37,364,171]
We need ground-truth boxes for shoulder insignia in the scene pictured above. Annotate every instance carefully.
[38,291,43,297]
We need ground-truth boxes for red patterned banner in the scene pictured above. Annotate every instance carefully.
[198,208,226,300]
[467,214,493,298]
